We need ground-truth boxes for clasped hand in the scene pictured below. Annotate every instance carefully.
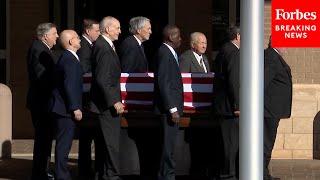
[114,102,125,114]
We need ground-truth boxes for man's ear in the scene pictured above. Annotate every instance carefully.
[44,34,48,41]
[137,29,142,35]
[85,29,90,35]
[69,39,72,46]
[236,33,240,40]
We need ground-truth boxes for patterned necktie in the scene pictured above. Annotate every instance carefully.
[199,57,206,72]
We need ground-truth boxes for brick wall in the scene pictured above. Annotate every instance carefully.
[272,85,320,159]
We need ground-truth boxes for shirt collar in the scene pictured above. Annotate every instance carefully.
[67,49,79,61]
[101,35,114,49]
[192,51,202,61]
[163,43,177,59]
[133,35,142,46]
[231,41,240,49]
[273,48,280,55]
[82,35,93,45]
[192,51,207,73]
[41,40,51,50]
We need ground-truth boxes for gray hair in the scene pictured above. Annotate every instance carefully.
[36,23,56,38]
[190,32,205,45]
[129,16,150,34]
[99,16,117,34]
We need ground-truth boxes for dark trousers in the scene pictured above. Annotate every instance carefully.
[158,114,179,180]
[78,114,104,178]
[187,125,223,179]
[96,109,121,180]
[220,117,239,180]
[127,127,161,180]
[264,118,279,179]
[30,110,54,180]
[54,114,76,180]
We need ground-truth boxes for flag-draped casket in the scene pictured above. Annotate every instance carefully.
[83,73,214,113]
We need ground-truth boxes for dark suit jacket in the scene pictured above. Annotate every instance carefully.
[77,36,93,73]
[26,39,57,112]
[90,35,121,113]
[212,42,240,117]
[50,50,83,117]
[119,35,148,72]
[264,47,292,119]
[179,49,210,73]
[154,44,183,115]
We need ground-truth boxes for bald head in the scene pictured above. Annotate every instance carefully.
[60,30,81,51]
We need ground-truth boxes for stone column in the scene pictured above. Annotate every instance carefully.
[0,83,12,158]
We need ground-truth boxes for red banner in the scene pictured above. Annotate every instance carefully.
[272,0,320,47]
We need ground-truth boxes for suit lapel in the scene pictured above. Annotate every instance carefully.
[102,37,120,68]
[163,44,179,69]
[65,50,79,63]
[278,54,292,78]
[189,51,204,72]
[133,36,147,63]
[203,56,210,72]
[271,48,291,78]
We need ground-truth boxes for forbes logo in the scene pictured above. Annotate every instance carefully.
[275,9,317,20]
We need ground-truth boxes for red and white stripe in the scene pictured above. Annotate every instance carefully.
[83,72,214,111]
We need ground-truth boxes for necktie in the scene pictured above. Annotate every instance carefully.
[111,44,115,51]
[199,57,206,72]
[174,52,179,66]
[140,44,146,59]
[111,44,118,56]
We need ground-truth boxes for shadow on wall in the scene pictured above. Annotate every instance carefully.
[313,111,320,159]
[1,140,11,159]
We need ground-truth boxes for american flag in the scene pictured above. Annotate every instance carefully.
[83,73,214,112]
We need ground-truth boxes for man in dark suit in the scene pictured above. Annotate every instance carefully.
[50,29,83,180]
[213,26,240,180]
[78,19,100,73]
[26,22,58,180]
[90,16,124,180]
[264,39,292,180]
[118,16,153,180]
[119,16,151,72]
[154,25,183,180]
[179,32,210,73]
[76,18,102,179]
